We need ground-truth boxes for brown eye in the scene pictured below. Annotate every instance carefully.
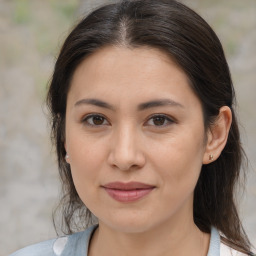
[83,114,109,126]
[146,114,174,127]
[92,116,105,125]
[152,116,166,126]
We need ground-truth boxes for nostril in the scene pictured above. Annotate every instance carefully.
[107,134,146,170]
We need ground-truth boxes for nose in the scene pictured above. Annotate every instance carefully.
[107,124,146,171]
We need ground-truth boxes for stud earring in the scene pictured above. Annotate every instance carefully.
[65,154,69,161]
[209,154,214,161]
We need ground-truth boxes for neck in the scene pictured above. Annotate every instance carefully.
[88,214,210,256]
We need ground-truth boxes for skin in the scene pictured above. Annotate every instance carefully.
[65,46,232,256]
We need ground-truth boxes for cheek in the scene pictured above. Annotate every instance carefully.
[68,148,101,214]
[66,126,106,167]
[149,128,205,188]
[65,132,106,197]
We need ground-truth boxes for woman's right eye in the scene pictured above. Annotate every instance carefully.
[82,114,109,127]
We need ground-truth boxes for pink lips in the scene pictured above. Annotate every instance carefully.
[102,182,155,203]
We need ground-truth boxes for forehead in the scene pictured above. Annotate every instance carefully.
[73,46,183,80]
[68,46,198,108]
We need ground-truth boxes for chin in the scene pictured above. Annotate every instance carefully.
[99,213,157,234]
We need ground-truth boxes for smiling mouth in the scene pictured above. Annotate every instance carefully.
[102,182,155,202]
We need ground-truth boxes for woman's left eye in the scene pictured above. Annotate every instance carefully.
[146,115,174,127]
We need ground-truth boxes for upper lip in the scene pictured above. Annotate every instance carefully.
[102,182,155,190]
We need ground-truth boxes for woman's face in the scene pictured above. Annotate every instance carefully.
[65,46,208,233]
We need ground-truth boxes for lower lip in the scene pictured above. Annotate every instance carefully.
[104,188,154,202]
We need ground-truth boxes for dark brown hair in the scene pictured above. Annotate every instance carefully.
[47,0,253,254]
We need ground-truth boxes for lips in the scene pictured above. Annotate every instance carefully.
[102,182,155,202]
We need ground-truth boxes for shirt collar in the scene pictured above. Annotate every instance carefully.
[69,225,220,256]
[207,226,220,256]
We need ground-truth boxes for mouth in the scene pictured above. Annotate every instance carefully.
[102,182,156,203]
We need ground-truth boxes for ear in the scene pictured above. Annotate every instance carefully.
[64,142,70,163]
[203,106,232,164]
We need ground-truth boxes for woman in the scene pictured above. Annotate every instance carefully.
[10,0,255,255]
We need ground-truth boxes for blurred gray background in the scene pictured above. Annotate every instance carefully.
[0,0,255,255]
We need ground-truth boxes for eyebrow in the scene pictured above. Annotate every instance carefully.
[74,98,184,111]
[138,99,184,111]
[75,98,115,110]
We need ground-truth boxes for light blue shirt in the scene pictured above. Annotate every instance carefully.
[9,225,224,256]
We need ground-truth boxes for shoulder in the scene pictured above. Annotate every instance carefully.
[9,225,98,256]
[220,242,254,256]
[9,238,57,256]
[209,227,254,256]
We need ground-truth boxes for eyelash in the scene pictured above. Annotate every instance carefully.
[146,114,175,127]
[82,114,109,127]
[81,114,175,128]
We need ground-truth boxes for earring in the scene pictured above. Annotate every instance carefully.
[65,154,69,161]
[209,154,214,161]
